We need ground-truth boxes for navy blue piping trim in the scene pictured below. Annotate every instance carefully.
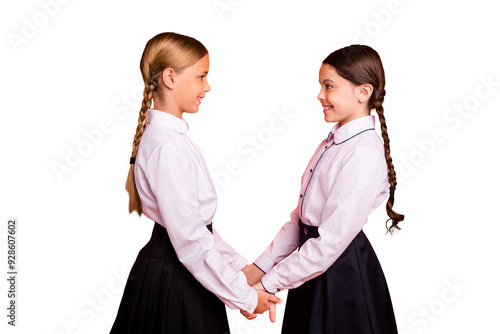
[253,263,266,274]
[334,128,375,145]
[260,279,274,294]
[300,141,334,217]
[300,128,375,217]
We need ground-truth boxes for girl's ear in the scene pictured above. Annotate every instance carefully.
[162,68,175,89]
[358,84,373,103]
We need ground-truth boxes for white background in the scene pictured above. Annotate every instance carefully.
[1,0,499,333]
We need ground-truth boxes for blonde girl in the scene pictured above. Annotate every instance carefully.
[243,45,403,333]
[110,32,280,334]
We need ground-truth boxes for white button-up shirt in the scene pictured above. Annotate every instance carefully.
[255,115,389,294]
[134,109,257,313]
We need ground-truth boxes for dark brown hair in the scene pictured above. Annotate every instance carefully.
[323,45,404,233]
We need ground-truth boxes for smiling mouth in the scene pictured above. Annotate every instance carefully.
[197,97,203,103]
[323,105,332,112]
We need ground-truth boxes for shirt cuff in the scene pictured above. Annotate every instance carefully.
[231,255,248,272]
[246,287,259,314]
[260,271,282,294]
[254,253,275,274]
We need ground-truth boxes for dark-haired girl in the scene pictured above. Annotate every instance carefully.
[243,45,403,333]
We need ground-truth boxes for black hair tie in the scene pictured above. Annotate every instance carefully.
[129,157,136,165]
[389,185,396,196]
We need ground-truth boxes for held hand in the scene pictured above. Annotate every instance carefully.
[240,309,257,320]
[242,264,266,286]
[253,283,282,323]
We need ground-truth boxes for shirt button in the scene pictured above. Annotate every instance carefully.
[300,194,303,198]
[325,146,328,149]
[310,169,313,172]
[277,288,281,292]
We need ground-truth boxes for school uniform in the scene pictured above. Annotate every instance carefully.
[254,115,398,333]
[110,109,257,334]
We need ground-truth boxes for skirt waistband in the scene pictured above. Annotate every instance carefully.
[152,222,213,235]
[298,219,319,249]
[139,222,213,260]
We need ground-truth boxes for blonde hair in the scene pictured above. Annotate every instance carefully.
[126,32,208,215]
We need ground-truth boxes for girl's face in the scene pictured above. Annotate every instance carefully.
[172,54,211,116]
[317,64,369,126]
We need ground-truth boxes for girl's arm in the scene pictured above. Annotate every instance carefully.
[252,206,301,275]
[261,145,388,293]
[146,143,258,313]
[212,228,248,271]
[245,142,323,284]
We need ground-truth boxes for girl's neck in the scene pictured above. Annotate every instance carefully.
[153,99,183,119]
[338,109,370,127]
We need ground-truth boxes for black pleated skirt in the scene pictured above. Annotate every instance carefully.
[282,221,398,334]
[110,222,230,334]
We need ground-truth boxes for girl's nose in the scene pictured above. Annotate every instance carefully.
[317,89,324,102]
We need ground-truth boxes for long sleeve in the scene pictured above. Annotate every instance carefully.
[213,227,248,271]
[253,207,300,273]
[261,144,388,293]
[146,142,257,312]
[253,146,322,273]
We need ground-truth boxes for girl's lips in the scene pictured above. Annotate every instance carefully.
[197,97,203,103]
[323,105,332,112]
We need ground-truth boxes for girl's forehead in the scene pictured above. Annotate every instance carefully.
[187,54,210,72]
[195,54,209,66]
[319,64,340,79]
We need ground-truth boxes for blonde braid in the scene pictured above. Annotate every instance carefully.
[125,80,156,215]
[132,83,155,158]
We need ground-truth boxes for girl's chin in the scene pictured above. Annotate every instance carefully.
[185,108,200,114]
[324,115,336,123]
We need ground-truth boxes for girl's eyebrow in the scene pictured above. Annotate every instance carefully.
[321,79,334,84]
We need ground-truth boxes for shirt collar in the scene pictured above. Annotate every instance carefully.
[327,115,376,145]
[147,109,189,134]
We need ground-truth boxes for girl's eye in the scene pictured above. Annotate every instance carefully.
[326,84,332,89]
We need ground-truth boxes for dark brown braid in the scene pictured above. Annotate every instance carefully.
[323,45,404,233]
[372,90,404,233]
